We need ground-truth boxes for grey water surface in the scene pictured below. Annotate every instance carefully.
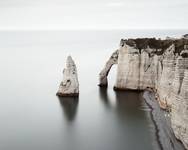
[0,30,187,150]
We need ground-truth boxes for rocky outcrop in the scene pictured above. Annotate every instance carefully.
[182,34,188,39]
[99,37,188,149]
[56,56,79,97]
[99,50,119,87]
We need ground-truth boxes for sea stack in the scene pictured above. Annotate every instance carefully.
[56,56,79,97]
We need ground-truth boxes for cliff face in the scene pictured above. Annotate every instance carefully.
[99,38,188,149]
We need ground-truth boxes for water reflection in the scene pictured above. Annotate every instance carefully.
[115,90,142,112]
[98,87,111,108]
[99,87,144,113]
[98,87,146,119]
[114,90,145,122]
[58,97,79,122]
[98,87,153,150]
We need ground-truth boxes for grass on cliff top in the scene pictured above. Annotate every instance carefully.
[124,38,188,56]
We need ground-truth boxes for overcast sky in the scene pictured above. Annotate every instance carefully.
[0,0,188,30]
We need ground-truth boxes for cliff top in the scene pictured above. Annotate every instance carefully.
[121,38,188,56]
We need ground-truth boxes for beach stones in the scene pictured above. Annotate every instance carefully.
[56,56,79,97]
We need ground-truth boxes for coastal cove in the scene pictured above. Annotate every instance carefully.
[99,35,188,149]
[0,30,187,150]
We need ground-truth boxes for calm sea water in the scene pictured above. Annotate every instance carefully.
[0,30,187,150]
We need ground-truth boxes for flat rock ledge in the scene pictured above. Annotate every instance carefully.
[56,56,79,97]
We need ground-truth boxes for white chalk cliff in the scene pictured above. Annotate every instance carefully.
[99,38,188,149]
[57,56,79,97]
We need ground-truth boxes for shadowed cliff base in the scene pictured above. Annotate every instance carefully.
[113,86,144,91]
[56,93,79,97]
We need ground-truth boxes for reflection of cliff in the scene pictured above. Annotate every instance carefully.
[98,88,182,149]
[114,90,151,137]
[99,87,143,113]
[115,90,142,116]
[58,97,79,122]
[99,37,188,149]
[98,87,111,107]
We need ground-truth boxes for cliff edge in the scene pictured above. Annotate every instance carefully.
[99,37,188,149]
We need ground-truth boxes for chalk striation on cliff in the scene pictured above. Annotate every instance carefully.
[99,37,188,149]
[56,56,79,97]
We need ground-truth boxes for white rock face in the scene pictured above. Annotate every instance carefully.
[115,44,140,90]
[99,50,119,86]
[99,38,188,149]
[56,56,79,97]
[171,67,188,149]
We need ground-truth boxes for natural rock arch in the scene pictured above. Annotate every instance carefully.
[98,50,119,87]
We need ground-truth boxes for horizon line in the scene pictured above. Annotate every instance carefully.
[0,27,188,31]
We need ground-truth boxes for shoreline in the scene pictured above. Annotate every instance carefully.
[143,90,185,150]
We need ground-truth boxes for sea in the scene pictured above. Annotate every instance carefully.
[0,29,187,150]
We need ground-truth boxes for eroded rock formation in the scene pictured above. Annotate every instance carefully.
[99,37,188,149]
[99,50,119,87]
[56,56,79,97]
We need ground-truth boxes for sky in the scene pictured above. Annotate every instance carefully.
[0,0,188,30]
